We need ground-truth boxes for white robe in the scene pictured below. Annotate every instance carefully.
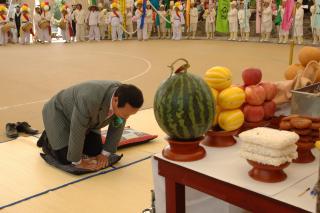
[61,14,72,42]
[108,11,123,41]
[73,9,87,41]
[40,10,52,42]
[87,11,100,40]
[135,9,148,40]
[99,9,107,39]
[203,9,216,33]
[279,7,289,36]
[238,9,251,32]
[0,14,8,45]
[261,6,272,33]
[189,7,198,32]
[171,11,185,40]
[228,8,238,33]
[33,13,42,41]
[159,11,166,33]
[294,7,304,36]
[126,11,133,35]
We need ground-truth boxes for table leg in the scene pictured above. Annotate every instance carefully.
[165,178,185,213]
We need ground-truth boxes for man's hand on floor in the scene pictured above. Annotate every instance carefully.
[95,154,109,170]
[75,158,99,171]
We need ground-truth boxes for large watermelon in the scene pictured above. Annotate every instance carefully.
[154,66,215,140]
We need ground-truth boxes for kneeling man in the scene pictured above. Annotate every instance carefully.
[38,80,143,171]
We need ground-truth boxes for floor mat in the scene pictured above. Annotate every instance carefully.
[0,136,152,209]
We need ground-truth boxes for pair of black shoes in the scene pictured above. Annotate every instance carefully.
[5,122,39,138]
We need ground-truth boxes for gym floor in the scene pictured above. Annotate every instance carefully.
[0,39,303,212]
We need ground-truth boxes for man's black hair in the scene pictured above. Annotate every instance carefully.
[114,84,144,108]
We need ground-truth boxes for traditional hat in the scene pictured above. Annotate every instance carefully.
[170,1,174,6]
[88,4,98,10]
[297,0,303,4]
[160,4,165,7]
[15,4,20,8]
[174,1,183,10]
[0,4,7,12]
[98,2,103,8]
[135,0,143,7]
[60,4,68,12]
[146,0,151,5]
[21,3,30,12]
[230,1,237,6]
[110,2,118,9]
[190,0,195,4]
[41,1,50,10]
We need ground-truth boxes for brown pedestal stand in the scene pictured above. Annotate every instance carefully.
[202,129,239,147]
[247,160,290,183]
[293,142,315,163]
[162,137,206,162]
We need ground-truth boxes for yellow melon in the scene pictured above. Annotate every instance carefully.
[212,105,220,127]
[284,64,304,80]
[298,46,320,67]
[315,141,320,150]
[211,88,219,101]
[218,109,244,131]
[204,66,232,91]
[218,87,245,110]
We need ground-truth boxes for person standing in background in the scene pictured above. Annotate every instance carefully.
[71,4,77,41]
[146,1,153,38]
[294,0,304,44]
[40,2,52,43]
[87,5,100,41]
[73,4,86,42]
[188,0,198,39]
[11,5,21,40]
[98,3,107,40]
[260,0,272,42]
[159,4,166,39]
[228,1,238,41]
[238,1,251,41]
[125,5,133,39]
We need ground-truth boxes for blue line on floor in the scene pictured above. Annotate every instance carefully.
[0,155,152,210]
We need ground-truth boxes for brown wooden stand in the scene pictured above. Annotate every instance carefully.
[247,160,290,183]
[162,137,206,161]
[293,142,315,164]
[202,129,239,147]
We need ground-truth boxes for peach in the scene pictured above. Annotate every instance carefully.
[242,68,262,86]
[263,101,276,120]
[259,82,277,101]
[245,85,266,105]
[243,104,265,123]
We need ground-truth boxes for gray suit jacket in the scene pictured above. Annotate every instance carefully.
[42,80,125,162]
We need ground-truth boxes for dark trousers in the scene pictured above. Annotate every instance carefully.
[38,130,102,165]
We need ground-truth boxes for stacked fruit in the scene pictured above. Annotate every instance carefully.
[285,46,320,81]
[204,66,245,131]
[242,68,277,123]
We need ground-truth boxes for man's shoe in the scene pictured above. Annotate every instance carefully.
[16,122,39,135]
[6,123,18,138]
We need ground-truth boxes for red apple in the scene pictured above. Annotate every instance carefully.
[263,101,276,120]
[242,68,262,86]
[259,82,277,101]
[243,104,265,123]
[245,85,266,105]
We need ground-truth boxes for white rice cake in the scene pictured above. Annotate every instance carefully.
[239,127,299,149]
[241,143,297,158]
[240,150,298,166]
